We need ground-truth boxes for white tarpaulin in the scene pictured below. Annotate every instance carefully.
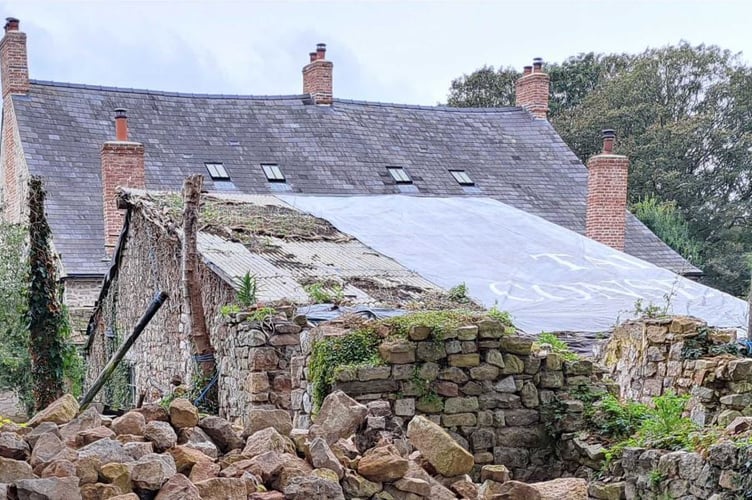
[279,195,748,334]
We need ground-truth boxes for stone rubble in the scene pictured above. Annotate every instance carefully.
[0,392,591,499]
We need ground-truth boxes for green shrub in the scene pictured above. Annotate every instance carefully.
[305,282,344,304]
[385,309,479,341]
[308,328,382,412]
[533,332,578,362]
[236,272,258,307]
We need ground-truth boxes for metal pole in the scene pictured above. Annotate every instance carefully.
[79,291,169,410]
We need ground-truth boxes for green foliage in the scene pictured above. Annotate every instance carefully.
[236,272,258,307]
[681,327,739,360]
[590,393,649,440]
[487,305,513,328]
[632,196,701,265]
[447,65,519,108]
[103,329,132,411]
[0,222,33,413]
[27,177,65,410]
[447,283,470,303]
[540,394,568,441]
[249,307,276,323]
[59,306,85,398]
[533,332,578,362]
[220,304,240,317]
[305,282,344,304]
[648,469,665,488]
[385,309,480,341]
[308,328,382,412]
[606,391,697,464]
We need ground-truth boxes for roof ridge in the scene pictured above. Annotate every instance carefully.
[29,80,524,112]
[29,79,308,101]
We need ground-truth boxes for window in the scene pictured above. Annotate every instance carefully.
[387,166,412,184]
[262,163,286,182]
[450,169,474,186]
[205,162,230,180]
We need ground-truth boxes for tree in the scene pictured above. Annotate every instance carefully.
[447,65,518,107]
[27,177,65,409]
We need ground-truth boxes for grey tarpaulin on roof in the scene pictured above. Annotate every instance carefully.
[279,195,748,334]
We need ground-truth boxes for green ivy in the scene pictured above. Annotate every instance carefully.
[308,328,382,412]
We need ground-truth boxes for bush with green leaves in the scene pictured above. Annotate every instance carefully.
[533,332,578,362]
[305,282,344,304]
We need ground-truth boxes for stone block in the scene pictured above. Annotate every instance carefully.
[461,341,478,353]
[524,356,541,375]
[445,340,462,354]
[478,320,505,339]
[493,446,530,469]
[391,364,415,380]
[408,325,431,341]
[455,325,479,340]
[477,410,493,426]
[486,350,504,368]
[563,360,592,376]
[435,381,459,397]
[357,366,391,381]
[417,362,439,381]
[444,397,479,414]
[499,337,533,355]
[442,413,477,427]
[335,380,399,395]
[394,399,416,417]
[416,342,447,362]
[503,409,539,426]
[538,371,564,389]
[448,354,480,367]
[378,340,416,364]
[470,364,499,380]
[439,367,469,383]
[494,376,517,393]
[500,354,524,374]
[246,373,270,394]
[520,382,539,408]
[248,348,279,371]
[461,381,483,396]
[415,396,444,414]
[471,428,496,450]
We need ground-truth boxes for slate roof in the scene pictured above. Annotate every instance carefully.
[12,80,700,277]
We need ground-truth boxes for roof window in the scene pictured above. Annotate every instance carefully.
[387,167,412,184]
[450,169,474,186]
[262,163,286,182]
[205,162,230,180]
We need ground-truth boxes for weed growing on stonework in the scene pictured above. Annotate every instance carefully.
[648,469,665,488]
[487,305,514,329]
[533,332,578,362]
[236,272,258,307]
[249,306,276,323]
[220,304,240,318]
[308,328,382,412]
[385,309,480,341]
[447,282,470,303]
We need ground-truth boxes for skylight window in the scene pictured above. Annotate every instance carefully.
[205,162,230,180]
[387,167,412,184]
[262,163,286,182]
[450,169,474,186]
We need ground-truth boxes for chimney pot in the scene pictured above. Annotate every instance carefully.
[316,43,326,60]
[114,108,128,141]
[4,17,18,32]
[515,57,549,119]
[602,128,616,154]
[309,52,317,62]
[303,42,333,105]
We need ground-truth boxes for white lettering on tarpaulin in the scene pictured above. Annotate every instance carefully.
[530,252,653,272]
[488,279,703,303]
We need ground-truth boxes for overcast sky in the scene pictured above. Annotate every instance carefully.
[3,1,750,105]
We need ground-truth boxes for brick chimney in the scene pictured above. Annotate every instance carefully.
[0,17,29,97]
[302,43,333,105]
[101,109,145,255]
[515,57,549,119]
[586,129,629,251]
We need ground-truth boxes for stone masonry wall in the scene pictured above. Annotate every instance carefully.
[87,209,235,405]
[286,318,604,481]
[600,316,750,427]
[215,308,302,426]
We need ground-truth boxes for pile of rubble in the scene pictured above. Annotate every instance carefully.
[0,391,589,499]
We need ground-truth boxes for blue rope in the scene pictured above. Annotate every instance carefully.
[194,371,218,406]
[192,352,216,363]
[744,340,752,357]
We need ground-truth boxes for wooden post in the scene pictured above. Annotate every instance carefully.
[181,175,215,377]
[80,291,168,410]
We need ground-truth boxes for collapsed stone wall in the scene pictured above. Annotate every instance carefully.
[283,318,604,481]
[600,316,751,427]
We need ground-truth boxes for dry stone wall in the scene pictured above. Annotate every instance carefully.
[288,318,604,481]
[600,316,751,427]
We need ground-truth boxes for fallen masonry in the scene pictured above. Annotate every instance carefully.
[0,392,588,499]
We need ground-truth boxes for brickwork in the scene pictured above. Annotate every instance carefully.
[515,62,549,119]
[0,19,29,98]
[0,95,28,222]
[100,142,145,254]
[302,44,333,105]
[585,153,629,250]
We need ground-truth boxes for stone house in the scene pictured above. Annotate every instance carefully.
[0,18,700,339]
[85,188,442,409]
